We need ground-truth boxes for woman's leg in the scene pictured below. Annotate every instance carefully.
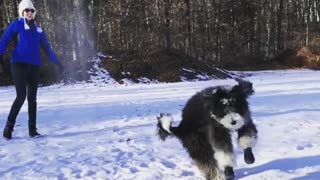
[3,63,28,139]
[26,64,40,137]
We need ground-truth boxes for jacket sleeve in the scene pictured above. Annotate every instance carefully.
[40,30,59,64]
[0,21,18,55]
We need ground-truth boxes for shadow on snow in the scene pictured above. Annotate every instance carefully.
[236,155,320,179]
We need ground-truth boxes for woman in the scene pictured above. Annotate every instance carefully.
[0,0,63,140]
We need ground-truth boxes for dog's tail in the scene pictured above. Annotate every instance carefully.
[157,113,177,141]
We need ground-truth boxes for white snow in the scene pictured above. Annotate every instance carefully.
[0,69,320,180]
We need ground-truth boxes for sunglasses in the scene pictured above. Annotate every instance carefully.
[24,9,35,13]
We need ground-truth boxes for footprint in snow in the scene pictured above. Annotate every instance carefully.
[296,143,313,150]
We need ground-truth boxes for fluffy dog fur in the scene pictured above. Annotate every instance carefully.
[157,79,258,180]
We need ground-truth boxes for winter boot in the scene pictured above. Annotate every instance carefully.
[3,122,14,140]
[244,147,255,164]
[29,125,41,138]
[224,166,235,180]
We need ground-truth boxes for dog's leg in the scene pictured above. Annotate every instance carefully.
[213,149,236,180]
[237,121,258,164]
[203,126,235,180]
[180,132,223,180]
[194,161,222,180]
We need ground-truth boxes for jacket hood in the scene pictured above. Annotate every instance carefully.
[18,0,36,19]
[18,0,37,30]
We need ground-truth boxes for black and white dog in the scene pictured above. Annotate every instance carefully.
[157,79,258,180]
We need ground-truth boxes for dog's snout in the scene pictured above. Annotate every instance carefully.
[231,120,236,125]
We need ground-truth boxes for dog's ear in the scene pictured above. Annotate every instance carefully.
[202,87,223,109]
[231,79,254,98]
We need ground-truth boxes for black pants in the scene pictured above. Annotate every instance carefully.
[6,63,40,126]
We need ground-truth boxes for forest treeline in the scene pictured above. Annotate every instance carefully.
[0,0,320,84]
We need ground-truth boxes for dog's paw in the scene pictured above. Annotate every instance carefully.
[224,166,235,180]
[244,147,255,164]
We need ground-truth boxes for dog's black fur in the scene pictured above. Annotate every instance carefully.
[157,79,258,180]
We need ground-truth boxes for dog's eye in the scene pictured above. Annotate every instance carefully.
[220,98,234,105]
[221,98,229,105]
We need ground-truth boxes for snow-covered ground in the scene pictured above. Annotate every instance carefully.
[0,69,320,180]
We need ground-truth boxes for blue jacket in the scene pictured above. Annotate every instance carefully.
[0,18,59,65]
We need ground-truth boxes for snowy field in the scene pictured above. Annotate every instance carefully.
[0,69,320,180]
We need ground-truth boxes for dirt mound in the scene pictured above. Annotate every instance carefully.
[297,47,320,69]
[271,48,304,68]
[101,48,235,83]
[270,47,320,69]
